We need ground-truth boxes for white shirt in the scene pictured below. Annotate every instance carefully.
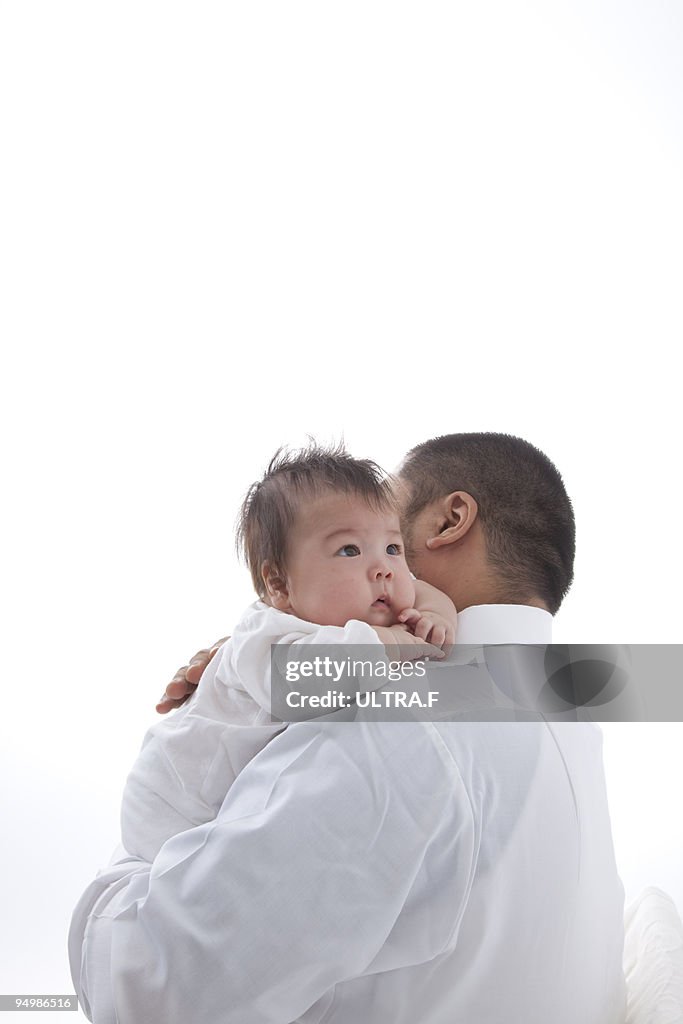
[121,602,380,861]
[69,604,627,1024]
[455,603,552,645]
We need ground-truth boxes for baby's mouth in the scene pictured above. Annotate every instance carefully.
[372,595,391,609]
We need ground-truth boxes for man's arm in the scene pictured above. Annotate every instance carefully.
[70,720,475,1024]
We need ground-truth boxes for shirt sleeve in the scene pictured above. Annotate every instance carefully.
[68,846,150,1024]
[69,720,476,1024]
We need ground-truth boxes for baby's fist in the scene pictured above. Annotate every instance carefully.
[397,608,455,649]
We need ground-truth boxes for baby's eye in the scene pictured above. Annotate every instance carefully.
[337,544,360,557]
[386,543,402,555]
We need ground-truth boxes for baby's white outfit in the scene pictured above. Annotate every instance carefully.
[121,601,380,861]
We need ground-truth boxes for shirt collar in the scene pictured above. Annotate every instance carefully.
[455,604,553,646]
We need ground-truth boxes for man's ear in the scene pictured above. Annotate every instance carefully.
[426,491,479,550]
[262,562,292,611]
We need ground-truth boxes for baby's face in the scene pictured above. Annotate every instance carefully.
[280,491,416,628]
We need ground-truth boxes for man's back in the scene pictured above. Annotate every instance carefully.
[71,715,626,1024]
[315,720,626,1024]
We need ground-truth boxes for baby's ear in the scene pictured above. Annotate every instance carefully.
[262,562,291,611]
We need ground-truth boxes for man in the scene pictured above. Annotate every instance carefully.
[69,432,626,1023]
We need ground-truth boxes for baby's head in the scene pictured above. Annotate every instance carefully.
[237,443,415,628]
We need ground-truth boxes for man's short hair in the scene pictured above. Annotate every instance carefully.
[236,442,397,599]
[399,433,575,614]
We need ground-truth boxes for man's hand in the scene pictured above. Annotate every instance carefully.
[156,638,229,714]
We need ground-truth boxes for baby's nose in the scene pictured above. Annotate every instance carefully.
[374,564,393,580]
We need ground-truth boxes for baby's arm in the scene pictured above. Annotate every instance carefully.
[395,580,457,648]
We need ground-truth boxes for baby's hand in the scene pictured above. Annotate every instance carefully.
[374,623,445,660]
[397,607,455,649]
[404,580,457,649]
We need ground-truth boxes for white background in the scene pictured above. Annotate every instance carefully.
[1,2,681,1018]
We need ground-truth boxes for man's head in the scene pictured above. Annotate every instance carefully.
[398,433,575,614]
[236,443,415,627]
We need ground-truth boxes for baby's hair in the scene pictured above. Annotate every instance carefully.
[236,441,397,599]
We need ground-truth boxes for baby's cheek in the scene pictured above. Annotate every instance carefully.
[397,573,416,610]
[324,580,367,624]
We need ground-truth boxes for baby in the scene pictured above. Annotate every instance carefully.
[121,444,457,861]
